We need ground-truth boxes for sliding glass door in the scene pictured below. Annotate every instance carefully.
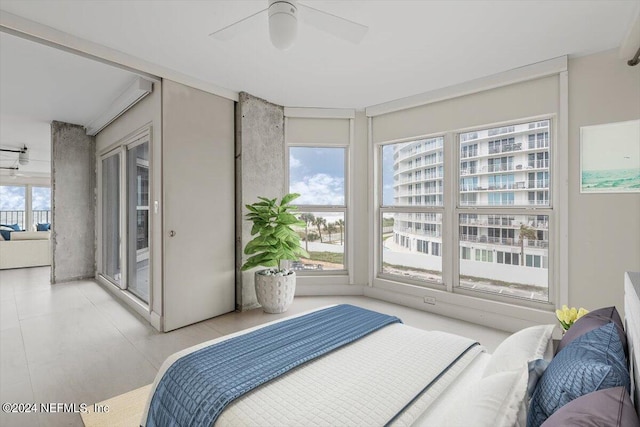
[126,141,149,302]
[99,131,151,304]
[102,152,122,287]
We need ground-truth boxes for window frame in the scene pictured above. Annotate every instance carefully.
[285,140,352,281]
[377,133,447,289]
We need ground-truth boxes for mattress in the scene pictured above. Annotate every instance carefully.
[142,306,486,426]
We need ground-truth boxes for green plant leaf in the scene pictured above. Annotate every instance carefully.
[276,213,299,225]
[242,193,309,270]
[280,193,300,206]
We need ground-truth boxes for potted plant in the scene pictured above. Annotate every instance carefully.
[241,193,309,313]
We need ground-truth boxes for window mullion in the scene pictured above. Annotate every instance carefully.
[443,133,456,293]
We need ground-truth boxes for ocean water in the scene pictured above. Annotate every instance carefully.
[582,168,640,192]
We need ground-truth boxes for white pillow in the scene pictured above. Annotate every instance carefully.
[449,368,528,427]
[483,324,555,378]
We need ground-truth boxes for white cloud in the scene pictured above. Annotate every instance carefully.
[289,154,301,169]
[0,186,26,211]
[290,173,344,205]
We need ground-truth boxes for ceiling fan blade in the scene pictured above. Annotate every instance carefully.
[209,7,268,41]
[298,3,368,44]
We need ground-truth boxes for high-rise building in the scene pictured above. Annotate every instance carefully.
[389,120,551,298]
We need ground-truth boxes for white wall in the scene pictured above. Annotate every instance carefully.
[568,49,640,316]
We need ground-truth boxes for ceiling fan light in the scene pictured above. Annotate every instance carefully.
[269,1,297,50]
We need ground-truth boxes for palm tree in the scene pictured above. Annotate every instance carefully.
[299,213,315,252]
[336,219,345,245]
[313,217,326,243]
[326,223,338,243]
[518,224,538,266]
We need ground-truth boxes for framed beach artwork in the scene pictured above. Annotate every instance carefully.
[580,119,640,193]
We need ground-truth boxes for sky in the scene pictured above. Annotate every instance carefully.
[289,145,397,206]
[289,147,345,205]
[0,185,50,210]
[382,145,396,205]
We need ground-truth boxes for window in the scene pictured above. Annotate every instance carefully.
[461,247,471,260]
[488,192,514,205]
[376,118,553,305]
[32,187,51,225]
[380,137,444,284]
[0,185,26,229]
[458,119,551,302]
[0,185,51,230]
[289,147,346,272]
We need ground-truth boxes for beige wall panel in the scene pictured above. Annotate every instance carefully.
[287,118,351,145]
[568,49,640,316]
[372,75,558,143]
[162,80,235,331]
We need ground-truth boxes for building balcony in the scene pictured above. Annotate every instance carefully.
[527,160,549,169]
[487,142,523,154]
[527,239,549,248]
[528,200,549,206]
[527,141,550,150]
[394,162,444,176]
[526,180,549,189]
[398,227,441,238]
[394,146,444,163]
[458,217,549,230]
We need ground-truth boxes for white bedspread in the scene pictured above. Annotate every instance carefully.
[215,323,483,426]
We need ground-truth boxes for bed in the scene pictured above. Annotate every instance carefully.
[140,272,640,427]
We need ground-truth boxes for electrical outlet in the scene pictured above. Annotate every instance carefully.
[423,296,436,305]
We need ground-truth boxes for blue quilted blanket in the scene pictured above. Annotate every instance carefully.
[145,304,402,427]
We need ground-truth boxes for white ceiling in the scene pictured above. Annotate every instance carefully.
[0,0,638,178]
[1,0,638,110]
[0,31,142,177]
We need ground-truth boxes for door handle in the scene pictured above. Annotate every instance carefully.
[169,230,176,237]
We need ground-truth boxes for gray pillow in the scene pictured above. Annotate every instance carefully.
[528,322,630,427]
[541,387,640,427]
[556,306,627,357]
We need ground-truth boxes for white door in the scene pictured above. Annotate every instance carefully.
[162,80,235,331]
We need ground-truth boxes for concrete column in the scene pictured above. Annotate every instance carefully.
[235,92,285,310]
[51,121,96,283]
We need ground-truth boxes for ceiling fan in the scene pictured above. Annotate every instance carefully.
[209,0,368,50]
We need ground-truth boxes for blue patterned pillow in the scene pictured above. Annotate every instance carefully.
[36,223,50,231]
[527,322,630,427]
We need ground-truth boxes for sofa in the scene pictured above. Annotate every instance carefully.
[0,230,52,270]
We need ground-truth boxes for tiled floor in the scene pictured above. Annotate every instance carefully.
[0,267,509,427]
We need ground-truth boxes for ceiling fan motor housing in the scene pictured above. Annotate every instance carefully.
[268,0,298,50]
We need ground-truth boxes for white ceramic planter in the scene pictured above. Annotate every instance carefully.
[255,270,296,314]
